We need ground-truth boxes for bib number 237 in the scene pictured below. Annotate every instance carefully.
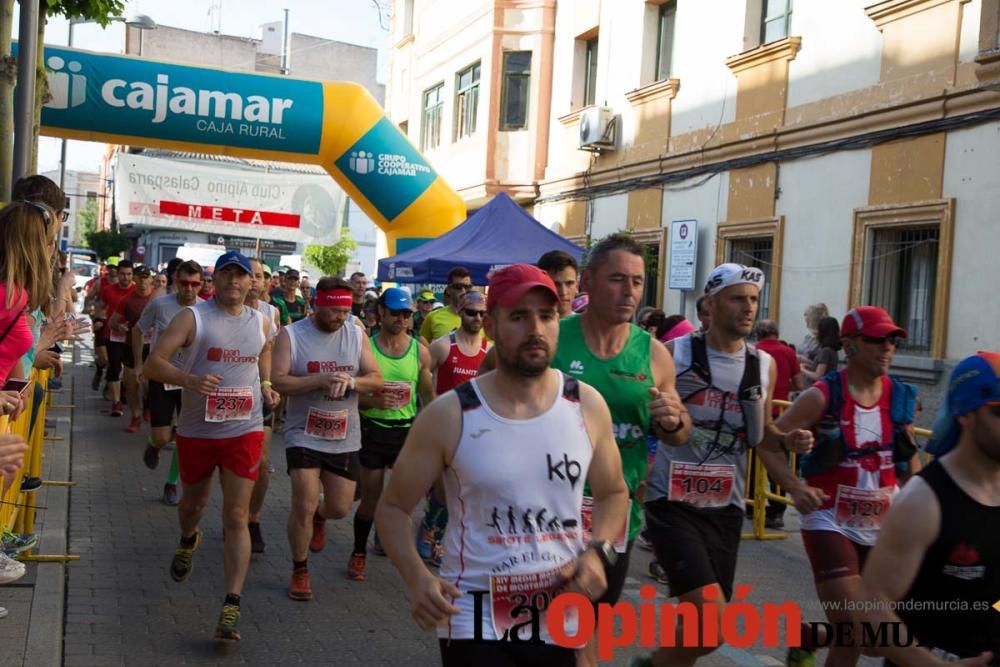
[204,387,253,423]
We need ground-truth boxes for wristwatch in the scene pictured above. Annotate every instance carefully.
[589,539,618,569]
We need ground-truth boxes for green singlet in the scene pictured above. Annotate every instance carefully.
[551,314,653,542]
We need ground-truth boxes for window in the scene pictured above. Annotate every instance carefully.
[850,200,954,359]
[655,2,676,81]
[421,83,444,151]
[866,227,938,354]
[761,0,792,44]
[727,237,774,320]
[454,62,480,140]
[583,38,599,106]
[716,217,785,323]
[500,51,532,131]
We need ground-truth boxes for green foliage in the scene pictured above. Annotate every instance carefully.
[44,0,127,26]
[304,232,357,277]
[77,197,97,241]
[84,229,130,260]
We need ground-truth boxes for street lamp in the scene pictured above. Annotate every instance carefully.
[59,14,157,192]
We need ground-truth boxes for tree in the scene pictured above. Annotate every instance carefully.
[84,229,129,260]
[0,0,125,198]
[304,232,358,277]
[76,196,97,242]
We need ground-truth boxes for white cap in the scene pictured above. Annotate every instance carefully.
[704,263,765,296]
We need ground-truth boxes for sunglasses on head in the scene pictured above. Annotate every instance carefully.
[177,279,202,288]
[20,200,53,229]
[387,308,413,318]
[463,309,485,318]
[449,283,472,292]
[859,334,902,346]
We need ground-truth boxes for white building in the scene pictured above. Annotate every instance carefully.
[390,0,1000,419]
[41,168,101,248]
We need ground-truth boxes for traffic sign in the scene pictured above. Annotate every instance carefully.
[668,219,698,291]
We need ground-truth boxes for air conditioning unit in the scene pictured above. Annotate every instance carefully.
[578,106,617,151]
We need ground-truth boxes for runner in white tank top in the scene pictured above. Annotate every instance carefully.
[143,252,279,644]
[272,276,384,602]
[375,264,628,667]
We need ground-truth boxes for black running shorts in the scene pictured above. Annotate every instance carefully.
[644,498,744,601]
[285,447,360,481]
[359,417,410,469]
[148,380,182,428]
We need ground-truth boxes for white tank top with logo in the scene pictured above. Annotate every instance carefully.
[176,300,265,439]
[438,373,593,644]
[283,317,362,455]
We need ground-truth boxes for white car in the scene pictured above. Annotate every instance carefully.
[71,259,99,295]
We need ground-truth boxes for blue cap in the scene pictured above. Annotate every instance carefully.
[381,287,414,311]
[926,351,1000,458]
[215,251,252,274]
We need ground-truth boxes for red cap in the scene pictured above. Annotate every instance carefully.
[487,264,559,312]
[840,306,907,339]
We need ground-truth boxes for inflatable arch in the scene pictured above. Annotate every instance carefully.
[18,44,466,254]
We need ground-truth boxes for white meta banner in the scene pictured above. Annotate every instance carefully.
[114,153,344,244]
[668,219,698,291]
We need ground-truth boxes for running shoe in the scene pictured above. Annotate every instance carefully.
[20,476,42,492]
[143,439,160,470]
[288,569,313,601]
[2,530,38,555]
[636,530,654,552]
[110,402,124,417]
[0,606,7,619]
[213,603,241,641]
[766,515,785,530]
[309,512,326,553]
[126,416,141,433]
[169,529,202,582]
[162,483,179,506]
[647,560,669,585]
[0,553,26,584]
[371,531,386,557]
[347,553,366,582]
[787,647,816,667]
[248,522,265,554]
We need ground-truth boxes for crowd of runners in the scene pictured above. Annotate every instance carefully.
[0,175,996,666]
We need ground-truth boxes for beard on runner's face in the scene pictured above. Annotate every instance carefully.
[314,308,347,333]
[494,327,552,377]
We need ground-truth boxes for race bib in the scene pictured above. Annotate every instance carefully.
[581,496,630,553]
[490,566,574,641]
[305,407,348,441]
[668,462,736,508]
[380,381,412,409]
[109,328,127,343]
[834,485,893,531]
[204,386,253,423]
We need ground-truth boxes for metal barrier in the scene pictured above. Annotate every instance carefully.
[742,399,934,540]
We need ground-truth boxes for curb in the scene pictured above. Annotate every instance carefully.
[22,374,74,667]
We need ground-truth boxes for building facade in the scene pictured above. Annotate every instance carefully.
[391,0,1000,418]
[41,168,101,248]
[98,22,385,273]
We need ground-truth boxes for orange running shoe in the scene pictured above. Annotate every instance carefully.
[347,553,366,581]
[309,512,326,553]
[288,569,313,601]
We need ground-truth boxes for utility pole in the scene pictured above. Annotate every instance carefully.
[12,0,39,186]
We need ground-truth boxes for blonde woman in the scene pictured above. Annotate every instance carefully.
[799,302,829,370]
[0,200,59,382]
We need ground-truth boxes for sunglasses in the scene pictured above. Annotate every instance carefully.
[449,283,472,292]
[20,200,53,229]
[387,308,413,318]
[463,309,486,318]
[859,334,902,347]
[177,279,202,288]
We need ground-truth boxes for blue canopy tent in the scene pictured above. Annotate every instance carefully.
[376,193,583,284]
